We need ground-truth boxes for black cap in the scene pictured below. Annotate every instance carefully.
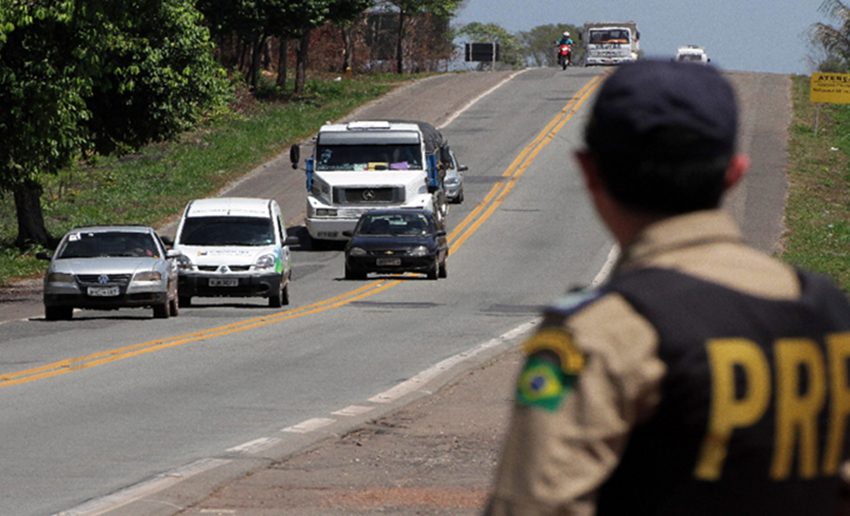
[585,60,737,163]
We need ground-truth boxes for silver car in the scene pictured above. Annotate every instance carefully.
[38,226,180,320]
[444,150,467,204]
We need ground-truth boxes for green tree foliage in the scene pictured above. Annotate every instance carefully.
[384,0,463,73]
[456,22,523,69]
[811,0,850,71]
[0,1,92,246]
[0,0,228,247]
[519,23,582,67]
[82,0,230,154]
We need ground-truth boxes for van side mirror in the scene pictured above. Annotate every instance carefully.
[284,236,300,247]
[290,144,300,169]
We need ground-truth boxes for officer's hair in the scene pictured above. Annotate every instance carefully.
[590,127,731,215]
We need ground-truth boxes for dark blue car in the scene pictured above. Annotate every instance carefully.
[343,209,448,280]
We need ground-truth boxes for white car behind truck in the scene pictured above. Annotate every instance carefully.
[582,21,640,66]
[675,45,710,64]
[289,120,452,242]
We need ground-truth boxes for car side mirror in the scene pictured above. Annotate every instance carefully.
[166,249,182,259]
[342,230,353,238]
[290,144,300,169]
[284,236,300,246]
[436,230,447,237]
[36,251,52,261]
[160,235,174,247]
[458,164,468,172]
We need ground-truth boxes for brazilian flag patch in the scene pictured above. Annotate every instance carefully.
[515,328,584,411]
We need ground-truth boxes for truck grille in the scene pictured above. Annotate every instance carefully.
[333,187,402,205]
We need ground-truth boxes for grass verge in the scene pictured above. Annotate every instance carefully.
[783,75,850,291]
[0,73,422,286]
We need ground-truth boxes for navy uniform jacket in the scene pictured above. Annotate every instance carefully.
[484,210,850,515]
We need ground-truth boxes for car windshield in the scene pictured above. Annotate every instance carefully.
[357,213,432,236]
[178,216,274,246]
[57,231,160,259]
[315,144,423,171]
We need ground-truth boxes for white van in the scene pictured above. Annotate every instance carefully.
[173,198,298,308]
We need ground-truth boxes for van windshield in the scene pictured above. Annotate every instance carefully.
[315,144,423,171]
[179,217,274,246]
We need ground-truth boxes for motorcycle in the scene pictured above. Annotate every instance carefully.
[557,44,572,70]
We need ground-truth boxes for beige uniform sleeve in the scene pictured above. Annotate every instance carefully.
[484,294,665,516]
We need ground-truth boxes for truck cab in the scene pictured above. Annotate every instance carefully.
[582,22,640,66]
[290,120,450,242]
[675,45,710,64]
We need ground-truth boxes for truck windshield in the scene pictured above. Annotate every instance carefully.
[179,217,274,246]
[589,29,630,44]
[315,144,423,171]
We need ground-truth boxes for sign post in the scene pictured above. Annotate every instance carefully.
[810,73,850,136]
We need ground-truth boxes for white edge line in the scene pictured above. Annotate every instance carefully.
[368,318,539,404]
[227,436,282,455]
[591,245,619,287]
[56,458,230,516]
[281,417,336,434]
[332,404,374,417]
[437,69,530,129]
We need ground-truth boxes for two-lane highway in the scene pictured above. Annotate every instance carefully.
[0,66,791,516]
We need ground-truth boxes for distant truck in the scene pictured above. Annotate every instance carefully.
[289,120,452,242]
[675,45,710,64]
[582,21,640,66]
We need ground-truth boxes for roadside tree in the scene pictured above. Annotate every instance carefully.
[382,0,463,73]
[810,0,850,71]
[0,0,228,248]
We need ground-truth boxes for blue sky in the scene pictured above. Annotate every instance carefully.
[453,0,832,74]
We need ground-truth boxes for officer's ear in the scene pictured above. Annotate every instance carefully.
[723,154,750,192]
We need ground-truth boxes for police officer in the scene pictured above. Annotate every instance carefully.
[484,60,850,515]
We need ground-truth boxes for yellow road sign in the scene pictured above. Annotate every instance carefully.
[811,73,850,104]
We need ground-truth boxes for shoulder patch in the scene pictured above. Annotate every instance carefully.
[516,328,585,411]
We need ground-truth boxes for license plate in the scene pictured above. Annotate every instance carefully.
[87,286,119,297]
[209,278,239,287]
[376,257,401,266]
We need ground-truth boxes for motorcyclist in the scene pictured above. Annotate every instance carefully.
[556,31,574,65]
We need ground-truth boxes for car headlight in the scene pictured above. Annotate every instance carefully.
[133,271,162,282]
[408,245,430,257]
[254,254,276,270]
[47,272,75,283]
[316,208,338,217]
[348,247,367,257]
[177,255,194,271]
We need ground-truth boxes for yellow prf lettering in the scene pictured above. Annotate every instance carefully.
[824,333,850,474]
[771,339,826,480]
[695,339,770,480]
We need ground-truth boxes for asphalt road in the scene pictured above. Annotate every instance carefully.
[0,67,791,516]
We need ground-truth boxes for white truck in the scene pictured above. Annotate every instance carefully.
[289,120,451,242]
[582,21,640,66]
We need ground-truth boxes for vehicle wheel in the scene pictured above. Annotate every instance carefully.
[269,277,288,308]
[179,296,192,308]
[153,301,170,319]
[45,306,73,321]
[457,189,464,204]
[427,259,439,280]
[438,259,447,278]
[345,263,366,280]
[169,297,179,317]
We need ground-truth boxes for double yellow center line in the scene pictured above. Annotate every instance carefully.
[0,73,605,388]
